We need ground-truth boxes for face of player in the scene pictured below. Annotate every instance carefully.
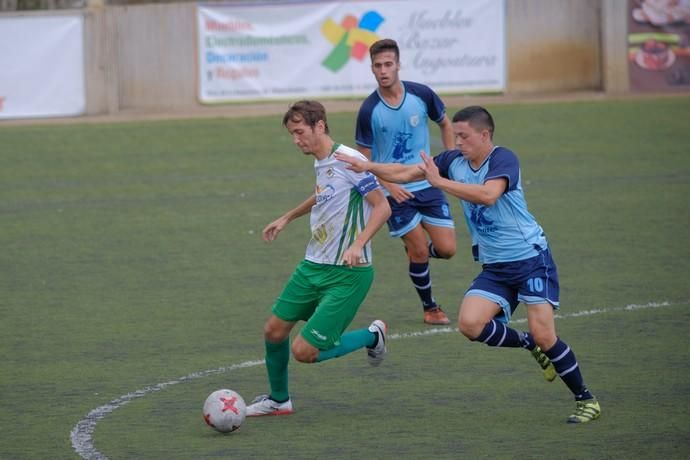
[286,117,326,158]
[371,51,400,89]
[453,121,492,163]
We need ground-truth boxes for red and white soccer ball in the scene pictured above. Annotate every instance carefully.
[203,389,246,433]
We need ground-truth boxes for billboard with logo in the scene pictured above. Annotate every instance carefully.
[196,0,505,103]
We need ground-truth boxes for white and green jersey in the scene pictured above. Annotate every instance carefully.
[305,143,381,266]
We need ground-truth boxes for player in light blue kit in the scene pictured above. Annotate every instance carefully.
[338,106,601,424]
[356,38,457,325]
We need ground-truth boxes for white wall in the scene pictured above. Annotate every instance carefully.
[3,0,632,117]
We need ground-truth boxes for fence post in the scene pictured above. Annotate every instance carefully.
[601,0,630,93]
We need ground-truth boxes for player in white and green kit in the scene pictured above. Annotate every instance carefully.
[246,100,392,417]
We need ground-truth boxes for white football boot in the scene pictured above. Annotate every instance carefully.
[366,320,387,367]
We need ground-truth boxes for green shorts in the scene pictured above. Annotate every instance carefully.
[272,259,374,350]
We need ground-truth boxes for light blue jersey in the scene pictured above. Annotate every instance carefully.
[434,147,548,264]
[356,81,446,193]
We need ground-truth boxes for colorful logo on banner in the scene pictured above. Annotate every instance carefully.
[321,11,384,72]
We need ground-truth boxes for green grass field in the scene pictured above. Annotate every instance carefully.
[2,96,690,459]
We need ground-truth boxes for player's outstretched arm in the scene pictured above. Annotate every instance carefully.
[419,152,505,206]
[262,194,316,242]
[355,145,413,203]
[334,153,423,184]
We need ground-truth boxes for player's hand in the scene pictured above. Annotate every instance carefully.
[262,216,289,242]
[341,242,364,267]
[418,151,442,187]
[384,182,413,204]
[334,152,368,172]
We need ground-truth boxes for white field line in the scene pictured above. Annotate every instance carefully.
[70,300,682,459]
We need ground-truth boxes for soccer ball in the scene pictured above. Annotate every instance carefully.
[203,389,246,433]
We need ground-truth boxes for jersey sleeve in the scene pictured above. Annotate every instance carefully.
[433,149,462,179]
[354,173,380,196]
[486,147,520,192]
[404,81,446,123]
[337,147,382,196]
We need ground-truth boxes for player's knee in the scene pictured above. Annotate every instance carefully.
[292,350,315,363]
[291,342,318,363]
[531,331,557,351]
[458,317,482,341]
[263,323,285,343]
[434,244,456,259]
[406,244,428,261]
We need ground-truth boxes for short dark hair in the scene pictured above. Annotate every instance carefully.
[369,38,399,62]
[452,106,495,138]
[282,100,329,134]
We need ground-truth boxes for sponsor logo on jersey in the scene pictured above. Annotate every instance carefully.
[312,224,328,244]
[315,184,335,204]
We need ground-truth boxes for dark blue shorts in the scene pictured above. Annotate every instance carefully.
[386,187,454,237]
[466,248,560,324]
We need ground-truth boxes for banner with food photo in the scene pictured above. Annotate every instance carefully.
[628,0,690,91]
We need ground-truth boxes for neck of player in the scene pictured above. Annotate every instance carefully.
[470,144,495,169]
[312,138,334,161]
[379,81,403,105]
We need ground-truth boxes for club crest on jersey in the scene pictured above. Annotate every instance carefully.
[326,167,335,177]
[409,115,420,127]
[470,204,497,234]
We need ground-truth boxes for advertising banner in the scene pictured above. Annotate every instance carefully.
[627,0,690,92]
[197,0,505,103]
[0,16,85,119]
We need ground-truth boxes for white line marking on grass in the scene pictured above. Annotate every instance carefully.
[70,300,683,459]
[387,300,679,339]
[70,360,263,460]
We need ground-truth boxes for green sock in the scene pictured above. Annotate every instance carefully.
[265,339,290,401]
[316,328,376,362]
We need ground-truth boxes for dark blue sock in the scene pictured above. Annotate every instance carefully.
[544,338,593,400]
[409,261,436,309]
[475,319,524,347]
[521,331,536,350]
